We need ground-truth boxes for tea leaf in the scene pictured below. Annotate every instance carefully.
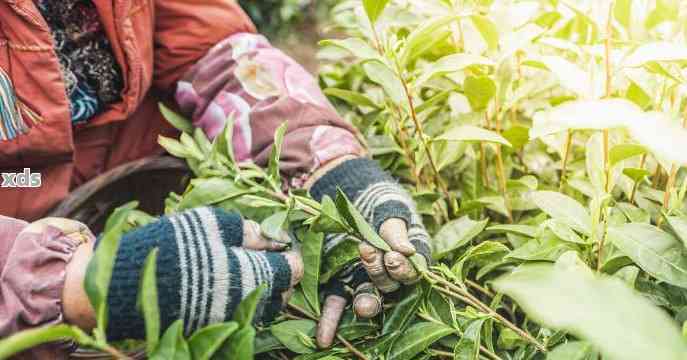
[463,76,496,111]
[362,0,390,23]
[607,223,687,289]
[362,60,405,105]
[268,122,288,185]
[0,325,90,359]
[609,144,647,167]
[150,320,191,360]
[335,188,392,252]
[218,326,256,360]
[319,38,380,60]
[432,216,489,259]
[159,103,194,134]
[387,322,454,360]
[85,202,136,340]
[189,322,239,360]
[137,248,160,354]
[530,191,592,235]
[271,319,317,354]
[494,263,687,360]
[437,125,511,146]
[382,287,422,335]
[547,341,596,360]
[470,15,499,50]
[324,88,380,108]
[301,231,324,316]
[666,216,687,249]
[453,317,487,359]
[624,42,687,67]
[233,284,268,328]
[178,178,253,210]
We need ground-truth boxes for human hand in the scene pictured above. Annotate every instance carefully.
[308,157,432,348]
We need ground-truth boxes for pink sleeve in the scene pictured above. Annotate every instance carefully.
[0,216,93,357]
[174,33,365,188]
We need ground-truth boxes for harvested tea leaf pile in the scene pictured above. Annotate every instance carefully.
[3,0,687,359]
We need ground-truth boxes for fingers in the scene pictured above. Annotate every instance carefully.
[352,283,382,319]
[282,251,304,287]
[22,218,92,243]
[63,242,97,331]
[359,242,399,293]
[379,218,415,256]
[384,251,419,284]
[242,220,289,251]
[316,295,347,349]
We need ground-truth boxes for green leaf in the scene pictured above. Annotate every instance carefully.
[453,317,487,359]
[178,178,253,210]
[362,60,405,105]
[547,341,596,360]
[320,238,360,283]
[530,99,641,139]
[158,135,190,159]
[544,219,587,244]
[301,231,324,316]
[502,126,530,149]
[614,0,632,29]
[487,224,538,238]
[432,216,488,259]
[159,103,194,134]
[233,284,268,328]
[382,287,422,335]
[470,15,499,50]
[624,42,687,67]
[530,191,592,236]
[318,38,380,61]
[310,195,349,233]
[137,248,160,354]
[538,55,599,98]
[335,188,392,252]
[415,54,494,87]
[180,132,205,161]
[401,15,457,65]
[623,167,651,183]
[609,144,647,167]
[324,88,380,108]
[261,211,289,242]
[607,223,687,289]
[150,320,191,360]
[463,76,496,111]
[363,0,390,23]
[85,202,136,340]
[0,325,91,359]
[189,322,239,360]
[218,326,256,360]
[666,216,687,249]
[271,320,318,354]
[268,122,288,185]
[437,125,511,146]
[387,322,454,360]
[494,263,687,360]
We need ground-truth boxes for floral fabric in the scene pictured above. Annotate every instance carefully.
[176,33,365,187]
[36,0,124,124]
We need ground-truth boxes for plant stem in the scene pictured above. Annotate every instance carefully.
[288,304,369,360]
[493,107,513,223]
[603,2,613,194]
[559,131,573,191]
[392,54,451,203]
[424,272,547,353]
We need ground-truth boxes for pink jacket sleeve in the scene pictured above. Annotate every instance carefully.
[0,216,91,357]
[174,33,366,188]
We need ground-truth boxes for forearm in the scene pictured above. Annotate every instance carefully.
[174,32,365,188]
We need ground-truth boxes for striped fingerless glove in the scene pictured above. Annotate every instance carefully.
[105,207,292,340]
[310,158,432,279]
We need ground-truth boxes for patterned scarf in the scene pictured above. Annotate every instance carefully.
[36,0,124,124]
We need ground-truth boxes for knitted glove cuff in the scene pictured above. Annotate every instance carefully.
[311,158,432,266]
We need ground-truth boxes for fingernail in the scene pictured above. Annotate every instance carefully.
[354,294,382,319]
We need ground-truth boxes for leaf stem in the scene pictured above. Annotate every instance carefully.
[424,272,547,353]
[391,53,451,203]
[559,131,573,191]
[287,304,369,360]
[417,313,504,360]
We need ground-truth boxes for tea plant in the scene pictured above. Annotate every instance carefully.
[3,0,687,359]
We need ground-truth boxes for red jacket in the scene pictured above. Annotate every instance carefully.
[0,0,255,220]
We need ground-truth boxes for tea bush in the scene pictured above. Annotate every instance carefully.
[3,0,687,359]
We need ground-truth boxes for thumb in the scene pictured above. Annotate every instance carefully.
[379,218,415,256]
